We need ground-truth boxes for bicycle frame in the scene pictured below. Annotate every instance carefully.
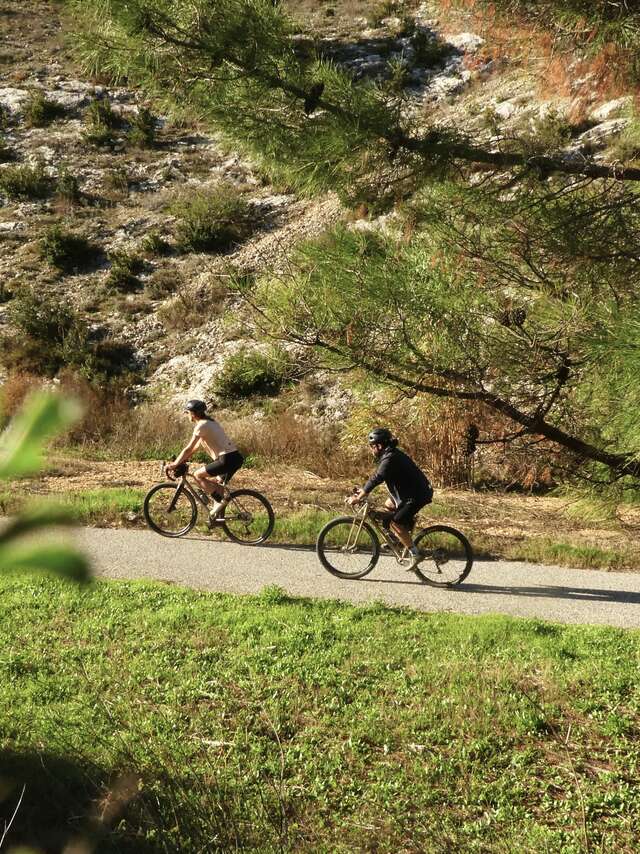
[348,501,411,565]
[163,463,228,513]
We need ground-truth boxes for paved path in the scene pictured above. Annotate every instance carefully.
[69,528,640,629]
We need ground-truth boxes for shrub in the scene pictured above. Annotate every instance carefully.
[39,224,98,272]
[3,289,80,375]
[102,166,130,198]
[0,133,13,163]
[0,161,52,199]
[412,29,454,67]
[145,266,180,299]
[612,113,640,162]
[215,347,292,400]
[56,167,81,205]
[23,90,66,127]
[231,410,358,478]
[128,106,156,147]
[366,0,401,27]
[171,185,253,253]
[0,370,44,420]
[82,98,123,147]
[140,230,171,257]
[105,249,144,292]
[2,289,135,380]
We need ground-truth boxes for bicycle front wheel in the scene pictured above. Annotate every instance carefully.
[413,525,473,587]
[143,482,198,538]
[221,489,275,545]
[316,516,379,579]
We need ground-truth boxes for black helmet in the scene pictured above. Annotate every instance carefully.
[368,427,393,447]
[184,399,207,415]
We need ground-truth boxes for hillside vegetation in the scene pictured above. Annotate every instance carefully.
[2,0,640,498]
[59,0,640,496]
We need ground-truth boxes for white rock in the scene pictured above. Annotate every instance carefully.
[579,118,628,147]
[493,99,519,120]
[445,32,484,52]
[0,87,28,113]
[48,90,90,110]
[590,97,633,123]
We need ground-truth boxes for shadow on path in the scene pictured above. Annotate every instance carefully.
[459,583,640,605]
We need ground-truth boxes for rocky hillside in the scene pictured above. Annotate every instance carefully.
[0,0,636,412]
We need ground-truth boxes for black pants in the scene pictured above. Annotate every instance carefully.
[204,450,244,483]
[392,492,432,528]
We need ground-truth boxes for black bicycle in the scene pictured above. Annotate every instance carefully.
[143,463,275,545]
[316,498,473,587]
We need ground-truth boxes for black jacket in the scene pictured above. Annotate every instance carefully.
[363,447,433,506]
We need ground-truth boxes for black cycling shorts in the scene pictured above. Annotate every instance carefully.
[204,450,244,483]
[392,494,431,528]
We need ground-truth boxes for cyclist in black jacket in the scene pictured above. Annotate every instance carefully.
[347,427,433,571]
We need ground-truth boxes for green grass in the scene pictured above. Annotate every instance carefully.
[1,576,639,851]
[0,487,145,525]
[507,538,631,571]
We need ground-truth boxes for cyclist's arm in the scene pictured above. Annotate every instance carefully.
[169,432,200,468]
[362,456,391,495]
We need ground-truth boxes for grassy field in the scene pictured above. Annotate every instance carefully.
[1,576,639,852]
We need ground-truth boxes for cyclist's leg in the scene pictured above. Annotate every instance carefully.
[205,452,244,515]
[193,466,225,498]
[390,499,425,551]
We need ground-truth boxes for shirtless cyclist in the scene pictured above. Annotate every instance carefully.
[166,399,244,519]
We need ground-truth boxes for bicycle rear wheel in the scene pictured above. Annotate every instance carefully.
[143,482,197,537]
[413,525,473,587]
[316,516,379,579]
[221,489,275,545]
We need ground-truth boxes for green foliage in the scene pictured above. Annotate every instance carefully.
[56,166,82,204]
[251,175,640,487]
[2,577,640,848]
[140,229,171,258]
[23,89,67,127]
[0,161,52,199]
[0,132,13,163]
[82,97,123,147]
[171,185,253,252]
[215,346,293,400]
[127,105,156,147]
[39,224,98,272]
[0,394,89,582]
[69,0,399,198]
[3,288,134,380]
[105,249,144,292]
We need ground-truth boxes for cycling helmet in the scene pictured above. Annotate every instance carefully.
[368,427,393,447]
[184,399,207,415]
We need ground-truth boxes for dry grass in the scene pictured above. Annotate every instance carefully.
[230,411,365,479]
[438,0,639,103]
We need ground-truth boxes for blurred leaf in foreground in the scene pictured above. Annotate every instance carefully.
[0,393,90,582]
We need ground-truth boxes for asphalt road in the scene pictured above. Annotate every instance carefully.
[67,527,640,629]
